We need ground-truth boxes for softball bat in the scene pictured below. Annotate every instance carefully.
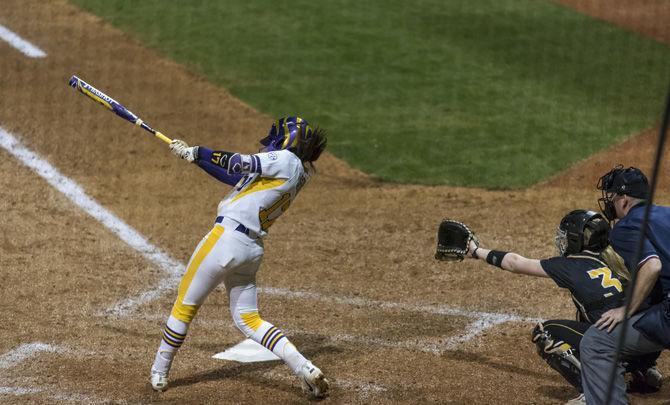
[68,75,172,144]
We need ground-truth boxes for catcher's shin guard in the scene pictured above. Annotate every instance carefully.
[532,322,582,392]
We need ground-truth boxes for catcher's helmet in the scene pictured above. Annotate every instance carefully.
[555,210,610,257]
[260,116,311,153]
[597,165,649,221]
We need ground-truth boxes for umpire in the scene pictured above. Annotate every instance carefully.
[580,166,670,404]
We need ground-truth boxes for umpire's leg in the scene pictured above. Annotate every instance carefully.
[580,313,664,404]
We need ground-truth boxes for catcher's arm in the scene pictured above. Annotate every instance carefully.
[467,240,548,277]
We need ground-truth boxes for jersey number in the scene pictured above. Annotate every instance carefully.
[587,267,623,295]
[259,193,291,231]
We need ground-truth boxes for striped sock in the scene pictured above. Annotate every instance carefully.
[152,316,189,375]
[252,321,307,374]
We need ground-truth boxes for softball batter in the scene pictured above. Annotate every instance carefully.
[150,116,329,398]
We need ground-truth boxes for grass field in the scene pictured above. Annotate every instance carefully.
[69,0,670,188]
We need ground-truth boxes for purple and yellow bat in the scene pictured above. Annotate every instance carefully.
[68,75,172,144]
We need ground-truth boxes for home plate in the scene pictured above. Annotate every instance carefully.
[212,339,281,363]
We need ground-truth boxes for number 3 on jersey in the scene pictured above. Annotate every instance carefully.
[259,193,291,231]
[587,267,623,295]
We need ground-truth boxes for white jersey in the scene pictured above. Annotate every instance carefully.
[217,149,310,237]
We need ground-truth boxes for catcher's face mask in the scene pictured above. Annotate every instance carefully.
[554,226,568,257]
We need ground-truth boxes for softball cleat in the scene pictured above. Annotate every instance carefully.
[150,369,169,392]
[299,361,329,399]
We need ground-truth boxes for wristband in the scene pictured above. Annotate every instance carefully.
[486,250,508,268]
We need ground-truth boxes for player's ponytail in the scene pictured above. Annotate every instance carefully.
[582,217,630,283]
[598,246,630,283]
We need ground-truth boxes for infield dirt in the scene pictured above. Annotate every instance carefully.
[0,1,668,404]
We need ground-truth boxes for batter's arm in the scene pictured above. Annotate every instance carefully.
[194,147,244,186]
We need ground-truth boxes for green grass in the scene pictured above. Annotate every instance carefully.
[69,0,670,188]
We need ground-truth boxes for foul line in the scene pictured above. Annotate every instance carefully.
[0,126,540,348]
[0,126,182,316]
[0,24,46,58]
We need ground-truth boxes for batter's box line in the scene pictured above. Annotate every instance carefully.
[135,312,539,355]
[0,126,541,345]
[0,343,119,404]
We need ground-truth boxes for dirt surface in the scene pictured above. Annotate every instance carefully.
[549,0,670,191]
[555,0,670,45]
[0,1,668,404]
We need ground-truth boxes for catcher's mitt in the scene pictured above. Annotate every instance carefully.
[435,219,479,262]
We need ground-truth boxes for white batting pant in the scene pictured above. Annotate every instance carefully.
[153,217,308,376]
[171,217,264,325]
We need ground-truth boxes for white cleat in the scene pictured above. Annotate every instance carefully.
[299,361,330,399]
[150,369,169,392]
[564,393,586,404]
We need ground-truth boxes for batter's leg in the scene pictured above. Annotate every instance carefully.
[226,265,330,398]
[151,225,231,391]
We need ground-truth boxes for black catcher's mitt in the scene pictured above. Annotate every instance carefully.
[435,219,479,262]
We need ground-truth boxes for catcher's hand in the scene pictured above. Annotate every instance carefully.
[435,219,479,262]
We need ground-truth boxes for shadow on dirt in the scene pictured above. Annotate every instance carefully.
[442,349,553,381]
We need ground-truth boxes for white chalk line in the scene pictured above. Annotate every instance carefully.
[0,125,540,352]
[0,24,46,58]
[0,343,117,404]
[0,127,182,317]
[141,313,534,355]
[0,342,67,370]
[0,335,384,400]
[0,386,40,396]
[260,286,541,323]
[0,384,121,404]
[0,125,539,331]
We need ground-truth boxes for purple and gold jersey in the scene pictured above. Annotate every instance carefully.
[216,149,310,237]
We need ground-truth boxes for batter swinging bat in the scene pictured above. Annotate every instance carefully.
[68,75,172,144]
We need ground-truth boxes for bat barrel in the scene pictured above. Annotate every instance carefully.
[69,74,172,144]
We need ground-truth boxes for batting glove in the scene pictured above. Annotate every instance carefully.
[169,139,198,163]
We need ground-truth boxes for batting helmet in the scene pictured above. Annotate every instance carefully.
[555,210,610,257]
[260,116,312,153]
[597,165,649,221]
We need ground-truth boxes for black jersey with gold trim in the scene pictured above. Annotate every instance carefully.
[540,253,625,323]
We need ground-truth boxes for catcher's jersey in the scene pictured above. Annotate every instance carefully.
[540,254,626,323]
[217,149,310,238]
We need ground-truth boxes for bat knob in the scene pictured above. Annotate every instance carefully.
[68,75,79,88]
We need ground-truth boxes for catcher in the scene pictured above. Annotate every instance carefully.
[435,211,662,403]
[150,116,329,399]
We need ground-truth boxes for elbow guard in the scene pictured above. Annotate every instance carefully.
[228,153,262,175]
